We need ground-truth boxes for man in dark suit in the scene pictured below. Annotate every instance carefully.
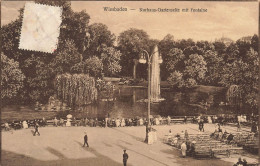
[83,132,89,147]
[33,122,40,136]
[123,149,129,166]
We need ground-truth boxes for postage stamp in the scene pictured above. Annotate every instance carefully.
[18,2,62,53]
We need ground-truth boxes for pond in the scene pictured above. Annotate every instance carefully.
[73,85,238,119]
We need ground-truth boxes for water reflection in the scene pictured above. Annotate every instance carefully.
[76,86,230,119]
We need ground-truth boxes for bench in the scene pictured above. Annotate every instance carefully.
[171,118,184,123]
[194,147,213,158]
[211,148,230,157]
[46,120,55,126]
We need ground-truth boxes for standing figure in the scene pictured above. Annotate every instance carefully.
[184,130,189,140]
[181,142,187,157]
[198,120,204,132]
[167,116,171,125]
[121,118,126,127]
[33,122,40,136]
[4,122,11,131]
[158,116,162,125]
[105,118,108,127]
[208,116,212,124]
[184,116,187,124]
[237,121,241,132]
[155,118,159,125]
[128,119,132,126]
[60,118,64,127]
[116,118,120,127]
[123,150,129,166]
[42,117,46,127]
[139,118,144,126]
[167,129,173,143]
[85,118,89,126]
[54,117,58,127]
[94,118,98,127]
[201,120,204,132]
[83,132,89,147]
[189,141,196,156]
[22,120,28,129]
[101,119,106,127]
[251,121,257,133]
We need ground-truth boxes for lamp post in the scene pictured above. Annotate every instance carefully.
[139,47,162,143]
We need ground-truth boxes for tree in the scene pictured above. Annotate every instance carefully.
[251,34,258,52]
[84,56,103,77]
[203,50,223,85]
[101,47,122,76]
[236,38,251,62]
[50,40,82,75]
[55,74,97,107]
[175,39,195,50]
[183,46,204,57]
[70,58,103,76]
[86,23,116,58]
[184,54,207,84]
[184,78,197,88]
[224,43,239,63]
[196,41,215,51]
[158,34,175,56]
[23,54,54,103]
[219,50,258,109]
[167,71,184,88]
[165,48,185,73]
[1,1,91,104]
[158,34,175,80]
[1,53,25,102]
[118,28,150,77]
[213,41,226,55]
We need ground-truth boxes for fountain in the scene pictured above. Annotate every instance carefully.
[150,45,164,103]
[137,45,165,103]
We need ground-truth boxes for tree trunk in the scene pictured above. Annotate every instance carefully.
[133,59,139,79]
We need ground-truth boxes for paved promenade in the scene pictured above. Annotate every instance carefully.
[2,123,259,166]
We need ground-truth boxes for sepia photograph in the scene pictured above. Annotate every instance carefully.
[1,1,259,166]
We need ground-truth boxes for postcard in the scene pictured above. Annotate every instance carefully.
[1,1,259,166]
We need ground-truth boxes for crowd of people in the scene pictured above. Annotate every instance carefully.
[166,129,196,158]
[2,114,258,133]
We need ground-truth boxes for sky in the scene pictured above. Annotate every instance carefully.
[1,1,259,41]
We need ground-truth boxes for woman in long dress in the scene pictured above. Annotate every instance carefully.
[139,118,143,126]
[208,116,212,124]
[121,118,125,127]
[181,142,187,157]
[23,121,28,129]
[116,118,120,127]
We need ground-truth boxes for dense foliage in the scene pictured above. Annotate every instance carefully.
[55,74,97,107]
[1,1,258,112]
[1,54,25,103]
[1,1,122,104]
[160,35,259,110]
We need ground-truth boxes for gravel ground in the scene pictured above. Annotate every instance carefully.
[1,123,258,166]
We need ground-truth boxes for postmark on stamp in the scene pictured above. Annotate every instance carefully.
[18,2,62,53]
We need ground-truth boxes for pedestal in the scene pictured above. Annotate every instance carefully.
[66,119,71,127]
[148,132,153,145]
